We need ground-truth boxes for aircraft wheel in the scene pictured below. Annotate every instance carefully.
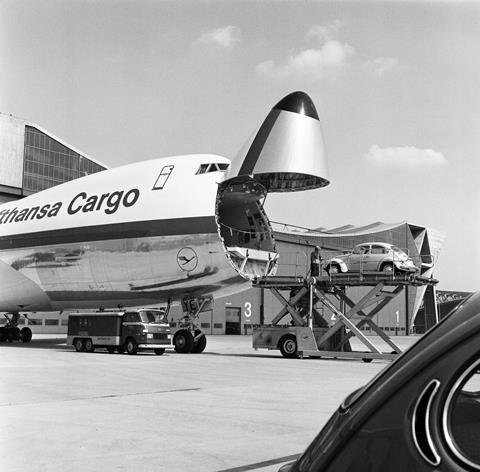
[191,330,207,353]
[154,348,165,355]
[126,338,138,355]
[7,327,21,342]
[0,327,7,342]
[279,335,298,359]
[74,338,85,352]
[173,329,194,353]
[106,346,116,353]
[20,327,32,343]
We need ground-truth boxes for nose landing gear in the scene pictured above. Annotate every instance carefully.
[173,296,210,354]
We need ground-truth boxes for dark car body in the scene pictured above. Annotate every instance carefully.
[280,292,480,471]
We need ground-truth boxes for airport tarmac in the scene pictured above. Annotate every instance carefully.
[0,334,418,472]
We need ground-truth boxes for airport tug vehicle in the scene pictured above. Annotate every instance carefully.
[67,308,171,355]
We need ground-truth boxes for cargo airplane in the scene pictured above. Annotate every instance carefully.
[0,91,329,352]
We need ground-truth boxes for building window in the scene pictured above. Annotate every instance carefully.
[23,126,105,194]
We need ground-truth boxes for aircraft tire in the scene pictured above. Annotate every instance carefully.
[173,329,194,353]
[7,327,21,342]
[126,338,138,355]
[74,338,85,352]
[20,327,32,343]
[154,348,165,355]
[279,334,299,359]
[191,330,207,353]
[0,327,7,342]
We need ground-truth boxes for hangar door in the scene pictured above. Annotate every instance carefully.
[225,307,241,335]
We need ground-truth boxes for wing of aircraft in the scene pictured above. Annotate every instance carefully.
[0,91,329,350]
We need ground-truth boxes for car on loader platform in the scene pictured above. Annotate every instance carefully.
[279,292,480,472]
[324,242,418,275]
[67,309,171,355]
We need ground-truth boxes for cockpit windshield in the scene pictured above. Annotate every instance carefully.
[139,311,168,324]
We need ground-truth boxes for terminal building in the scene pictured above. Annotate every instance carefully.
[0,112,450,336]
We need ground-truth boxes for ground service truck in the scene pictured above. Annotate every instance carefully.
[67,309,172,355]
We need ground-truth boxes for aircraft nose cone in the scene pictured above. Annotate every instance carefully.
[273,91,319,120]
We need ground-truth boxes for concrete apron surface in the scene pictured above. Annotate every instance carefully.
[0,335,418,472]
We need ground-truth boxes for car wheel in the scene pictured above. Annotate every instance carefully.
[279,335,298,358]
[381,263,394,274]
[126,338,138,355]
[328,264,340,275]
[173,329,194,353]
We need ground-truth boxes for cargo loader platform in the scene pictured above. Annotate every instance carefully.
[252,273,438,361]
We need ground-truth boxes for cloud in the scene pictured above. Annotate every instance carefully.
[193,26,241,48]
[256,40,354,80]
[305,21,343,43]
[365,145,448,167]
[363,57,399,77]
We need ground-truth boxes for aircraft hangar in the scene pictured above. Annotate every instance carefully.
[0,112,447,336]
[0,111,106,204]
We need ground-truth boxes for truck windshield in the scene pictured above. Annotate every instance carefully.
[139,311,167,324]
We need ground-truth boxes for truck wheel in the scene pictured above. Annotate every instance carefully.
[0,327,6,342]
[173,329,194,353]
[106,346,116,354]
[20,327,32,343]
[154,348,165,355]
[191,330,207,353]
[85,338,95,353]
[279,335,298,359]
[126,338,138,355]
[74,338,85,352]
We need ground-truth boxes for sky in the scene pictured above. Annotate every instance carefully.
[1,0,479,292]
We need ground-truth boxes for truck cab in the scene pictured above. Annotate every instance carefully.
[67,308,172,355]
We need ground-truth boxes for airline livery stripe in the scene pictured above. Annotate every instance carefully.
[0,216,217,249]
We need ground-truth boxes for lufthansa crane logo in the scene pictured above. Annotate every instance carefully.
[177,247,198,272]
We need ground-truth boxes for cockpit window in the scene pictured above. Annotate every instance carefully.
[196,163,229,174]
